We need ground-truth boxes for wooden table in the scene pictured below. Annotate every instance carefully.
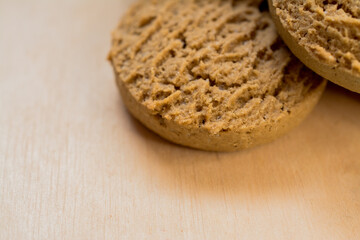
[1,0,360,239]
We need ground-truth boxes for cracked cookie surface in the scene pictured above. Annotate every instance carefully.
[269,0,360,93]
[109,0,326,151]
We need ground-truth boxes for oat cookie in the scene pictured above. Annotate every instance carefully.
[109,0,326,151]
[269,0,360,93]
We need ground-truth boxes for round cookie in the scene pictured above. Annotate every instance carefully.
[268,0,360,93]
[109,0,326,152]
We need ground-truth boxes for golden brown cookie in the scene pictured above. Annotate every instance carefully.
[269,0,360,93]
[109,0,326,151]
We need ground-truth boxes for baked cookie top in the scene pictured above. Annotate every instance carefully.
[109,0,324,135]
[271,0,360,77]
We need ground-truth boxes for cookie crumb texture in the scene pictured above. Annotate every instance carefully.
[109,0,325,151]
[272,0,360,76]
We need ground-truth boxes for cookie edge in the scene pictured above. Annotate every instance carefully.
[113,63,326,152]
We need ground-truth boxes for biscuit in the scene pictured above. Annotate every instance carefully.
[269,0,360,93]
[109,0,326,151]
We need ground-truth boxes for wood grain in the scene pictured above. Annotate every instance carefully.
[0,0,359,239]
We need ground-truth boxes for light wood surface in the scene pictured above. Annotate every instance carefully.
[1,0,360,239]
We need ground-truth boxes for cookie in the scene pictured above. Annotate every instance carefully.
[109,0,326,151]
[269,0,360,93]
